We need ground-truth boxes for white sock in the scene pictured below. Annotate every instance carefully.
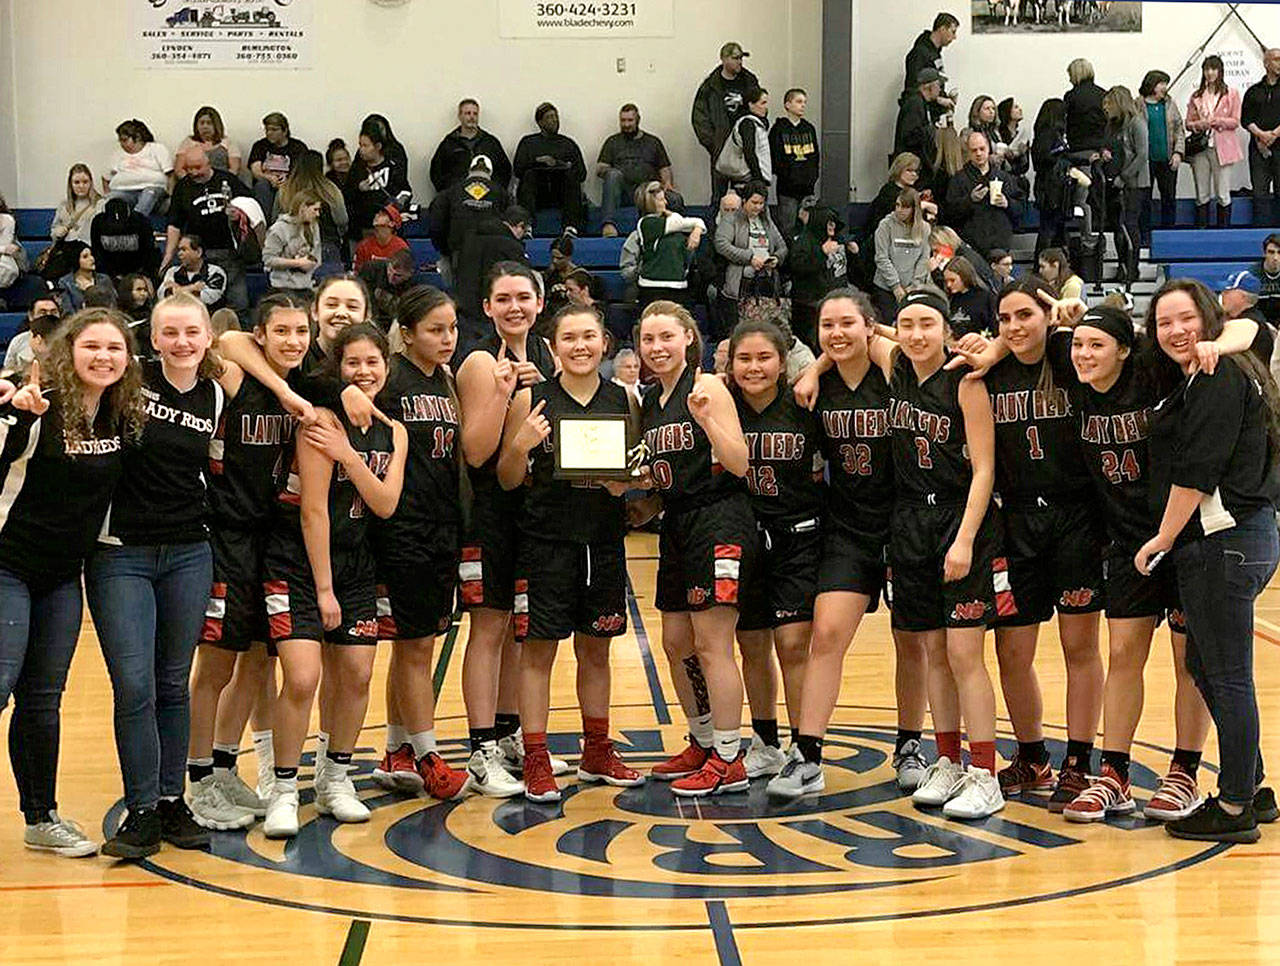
[409,729,438,759]
[251,730,273,763]
[316,731,329,758]
[713,729,741,762]
[690,713,714,749]
[386,723,408,751]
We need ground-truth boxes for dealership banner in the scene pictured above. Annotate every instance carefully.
[134,0,312,69]
[498,0,673,38]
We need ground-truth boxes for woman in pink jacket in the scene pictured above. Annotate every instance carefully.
[1186,55,1243,227]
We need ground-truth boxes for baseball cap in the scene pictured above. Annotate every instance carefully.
[720,42,749,58]
[1221,269,1261,294]
[916,67,943,86]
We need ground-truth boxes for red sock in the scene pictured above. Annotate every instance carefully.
[523,731,548,755]
[582,716,610,745]
[936,731,963,763]
[970,741,996,775]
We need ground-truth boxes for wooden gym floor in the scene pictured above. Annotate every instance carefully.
[3,531,1280,965]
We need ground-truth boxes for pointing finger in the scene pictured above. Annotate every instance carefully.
[27,359,40,388]
[530,398,547,417]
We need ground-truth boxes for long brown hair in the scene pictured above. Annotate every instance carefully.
[65,163,102,210]
[997,274,1060,395]
[1195,55,1228,98]
[279,149,343,214]
[42,308,146,447]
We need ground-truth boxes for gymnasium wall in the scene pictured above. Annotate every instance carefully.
[0,0,821,206]
[852,1,1280,201]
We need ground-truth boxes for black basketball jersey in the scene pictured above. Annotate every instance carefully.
[521,376,628,544]
[208,373,296,528]
[888,351,973,506]
[0,390,123,584]
[640,364,742,510]
[985,329,1089,502]
[736,391,824,526]
[815,365,893,537]
[104,360,225,546]
[277,411,395,552]
[1073,362,1156,552]
[378,354,460,527]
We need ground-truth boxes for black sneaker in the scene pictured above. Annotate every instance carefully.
[101,807,162,859]
[1166,796,1260,844]
[1254,786,1279,824]
[157,798,211,850]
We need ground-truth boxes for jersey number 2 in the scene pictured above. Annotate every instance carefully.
[914,436,932,469]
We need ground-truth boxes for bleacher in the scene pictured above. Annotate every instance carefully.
[1149,225,1270,292]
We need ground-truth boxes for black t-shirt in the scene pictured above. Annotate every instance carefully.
[736,391,823,526]
[168,170,249,252]
[521,376,629,544]
[248,137,308,182]
[1149,360,1278,545]
[103,361,224,546]
[816,365,893,539]
[985,329,1090,502]
[1073,362,1156,553]
[376,355,460,529]
[719,74,754,125]
[208,373,296,528]
[0,391,123,584]
[888,351,973,506]
[1257,265,1280,327]
[948,286,997,338]
[641,365,744,511]
[598,131,672,191]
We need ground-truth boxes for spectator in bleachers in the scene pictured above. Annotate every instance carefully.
[872,188,932,326]
[163,148,251,313]
[429,155,502,275]
[597,104,681,237]
[1243,49,1280,227]
[1103,85,1147,289]
[363,113,410,171]
[720,87,772,198]
[902,13,958,118]
[1037,246,1084,300]
[1064,58,1107,154]
[82,283,118,309]
[692,42,760,202]
[894,69,943,189]
[514,103,588,235]
[248,112,308,216]
[51,164,102,247]
[326,139,353,192]
[995,98,1031,178]
[631,181,705,311]
[1139,70,1185,233]
[116,274,155,356]
[90,198,159,281]
[57,243,114,313]
[158,233,227,312]
[0,193,20,291]
[931,125,966,215]
[1032,96,1073,254]
[945,129,1024,258]
[263,192,322,296]
[1186,54,1243,228]
[277,149,348,276]
[210,307,239,337]
[542,233,580,319]
[790,203,856,349]
[353,206,409,272]
[1256,233,1280,327]
[174,106,242,179]
[964,96,999,149]
[929,223,997,290]
[770,88,820,236]
[104,120,172,217]
[988,248,1014,285]
[1217,270,1275,365]
[360,247,417,330]
[611,347,643,405]
[430,98,512,194]
[2,295,60,376]
[713,180,787,339]
[454,206,530,341]
[347,116,413,237]
[941,254,995,337]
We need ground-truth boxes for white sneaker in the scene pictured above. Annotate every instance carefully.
[893,739,929,791]
[911,756,966,806]
[214,767,266,817]
[499,729,571,776]
[314,766,371,823]
[467,745,525,797]
[187,774,256,830]
[766,746,825,798]
[942,766,1006,819]
[24,812,98,857]
[263,780,300,839]
[743,734,787,778]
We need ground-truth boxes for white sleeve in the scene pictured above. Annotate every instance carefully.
[153,141,173,174]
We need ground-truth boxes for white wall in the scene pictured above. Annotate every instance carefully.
[8,0,821,207]
[852,1,1280,200]
[0,0,18,203]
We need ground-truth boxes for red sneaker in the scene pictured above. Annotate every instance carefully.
[578,740,644,787]
[672,752,749,798]
[417,752,470,801]
[651,739,709,781]
[1063,763,1135,823]
[997,755,1055,796]
[1144,767,1204,822]
[373,743,423,792]
[523,749,562,802]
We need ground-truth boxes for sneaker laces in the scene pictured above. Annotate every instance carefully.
[1075,774,1124,807]
[43,814,89,842]
[1153,770,1200,807]
[896,749,928,771]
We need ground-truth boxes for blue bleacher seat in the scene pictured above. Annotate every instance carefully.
[0,311,26,349]
[246,272,270,304]
[15,209,55,239]
[1160,261,1253,288]
[20,240,45,264]
[1150,228,1273,262]
[407,238,441,265]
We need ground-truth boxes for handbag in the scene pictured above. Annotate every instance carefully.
[1185,130,1209,157]
[737,270,790,326]
[715,124,750,181]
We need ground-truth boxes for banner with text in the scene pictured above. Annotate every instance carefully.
[134,0,312,69]
[498,0,673,38]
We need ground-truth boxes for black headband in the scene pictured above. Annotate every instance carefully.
[897,289,951,324]
[1077,306,1134,348]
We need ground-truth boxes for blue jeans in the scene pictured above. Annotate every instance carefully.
[107,186,165,217]
[85,541,212,810]
[0,567,84,824]
[599,170,685,230]
[1174,508,1280,806]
